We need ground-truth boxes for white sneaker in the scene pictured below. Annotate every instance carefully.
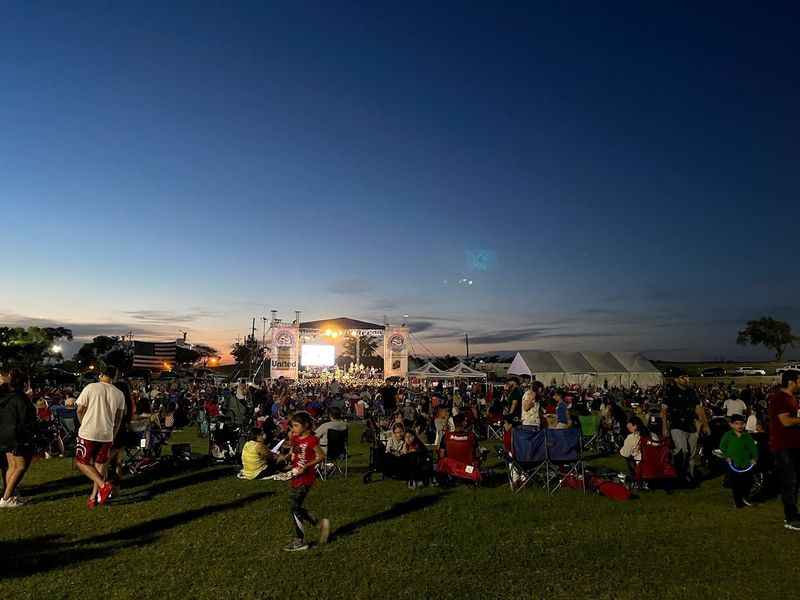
[0,497,23,508]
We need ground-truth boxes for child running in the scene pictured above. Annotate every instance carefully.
[285,411,330,552]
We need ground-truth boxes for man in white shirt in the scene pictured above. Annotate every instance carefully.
[723,396,748,419]
[75,366,126,509]
[315,407,348,451]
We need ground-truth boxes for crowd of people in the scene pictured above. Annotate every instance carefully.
[2,364,800,542]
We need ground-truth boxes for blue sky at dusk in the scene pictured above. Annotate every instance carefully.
[1,2,799,361]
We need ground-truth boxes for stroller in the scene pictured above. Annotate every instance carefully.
[362,436,433,485]
[208,416,244,463]
[121,419,173,476]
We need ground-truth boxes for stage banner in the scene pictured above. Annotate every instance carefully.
[270,324,299,380]
[383,325,409,378]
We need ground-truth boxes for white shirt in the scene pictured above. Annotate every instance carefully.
[723,399,747,418]
[76,382,126,442]
[521,390,540,427]
[619,432,642,462]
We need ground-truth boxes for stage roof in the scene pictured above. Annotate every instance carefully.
[299,317,385,331]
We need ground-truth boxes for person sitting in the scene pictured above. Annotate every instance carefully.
[521,382,544,428]
[315,408,348,453]
[436,413,480,484]
[385,423,406,456]
[555,392,570,429]
[238,428,287,480]
[401,431,428,489]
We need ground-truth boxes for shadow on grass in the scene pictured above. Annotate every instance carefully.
[21,474,86,496]
[333,492,448,540]
[30,464,237,505]
[0,492,271,580]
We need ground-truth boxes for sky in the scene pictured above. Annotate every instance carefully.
[1,2,799,362]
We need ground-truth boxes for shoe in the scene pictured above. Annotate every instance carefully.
[0,497,23,508]
[407,480,416,490]
[283,539,309,552]
[13,494,27,505]
[742,499,753,507]
[784,520,800,531]
[97,483,113,505]
[87,495,97,510]
[319,518,330,545]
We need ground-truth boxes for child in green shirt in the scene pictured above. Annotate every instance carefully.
[719,414,759,508]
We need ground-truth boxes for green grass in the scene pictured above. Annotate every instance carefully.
[2,427,799,599]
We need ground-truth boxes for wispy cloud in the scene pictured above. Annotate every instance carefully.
[123,309,218,324]
[327,278,372,295]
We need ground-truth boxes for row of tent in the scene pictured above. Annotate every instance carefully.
[408,361,487,380]
[508,351,663,389]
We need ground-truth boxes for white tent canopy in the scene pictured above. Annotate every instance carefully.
[408,362,446,379]
[507,351,662,388]
[445,362,488,379]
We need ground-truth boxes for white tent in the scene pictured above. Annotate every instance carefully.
[408,362,446,379]
[508,351,662,388]
[445,362,488,380]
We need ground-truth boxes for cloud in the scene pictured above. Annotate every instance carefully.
[123,309,218,324]
[0,311,170,341]
[327,278,372,295]
[407,321,436,333]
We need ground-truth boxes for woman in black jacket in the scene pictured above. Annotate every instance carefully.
[0,368,36,507]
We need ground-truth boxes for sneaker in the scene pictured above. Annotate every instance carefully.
[0,497,23,508]
[784,520,800,531]
[283,539,309,552]
[87,496,97,510]
[319,518,330,545]
[13,494,27,505]
[97,483,113,505]
[742,499,753,507]
[407,480,416,490]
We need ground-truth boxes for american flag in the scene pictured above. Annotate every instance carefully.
[132,341,177,370]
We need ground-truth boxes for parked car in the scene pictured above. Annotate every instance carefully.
[734,366,767,376]
[776,364,800,375]
[700,367,726,377]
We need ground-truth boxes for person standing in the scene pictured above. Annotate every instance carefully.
[662,374,708,484]
[285,411,330,551]
[506,378,523,423]
[75,366,126,509]
[0,368,37,507]
[719,414,758,508]
[768,370,800,531]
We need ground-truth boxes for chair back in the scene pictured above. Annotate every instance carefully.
[547,428,580,462]
[512,427,547,462]
[326,428,348,460]
[444,431,477,465]
[578,414,600,437]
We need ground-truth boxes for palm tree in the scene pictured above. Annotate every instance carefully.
[342,335,378,362]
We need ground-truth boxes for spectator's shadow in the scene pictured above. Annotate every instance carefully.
[22,474,86,496]
[1,492,271,580]
[333,493,448,540]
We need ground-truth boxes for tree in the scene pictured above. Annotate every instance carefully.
[74,336,123,369]
[737,317,798,361]
[231,339,264,367]
[0,326,73,379]
[342,335,379,360]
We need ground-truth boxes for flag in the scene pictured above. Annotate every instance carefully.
[133,341,177,370]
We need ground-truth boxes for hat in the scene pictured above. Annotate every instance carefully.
[730,414,746,423]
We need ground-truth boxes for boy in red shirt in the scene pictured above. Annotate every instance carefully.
[284,411,330,551]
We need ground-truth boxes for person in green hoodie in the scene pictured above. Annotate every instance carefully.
[0,368,37,508]
[719,414,759,508]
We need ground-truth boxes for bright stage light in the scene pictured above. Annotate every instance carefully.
[301,344,335,367]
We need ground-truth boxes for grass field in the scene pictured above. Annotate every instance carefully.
[2,426,799,600]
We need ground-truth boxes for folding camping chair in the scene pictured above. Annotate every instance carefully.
[435,430,482,485]
[579,414,602,455]
[507,426,548,493]
[486,409,504,440]
[545,428,585,495]
[317,428,348,480]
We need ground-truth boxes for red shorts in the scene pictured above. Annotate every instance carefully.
[75,437,113,465]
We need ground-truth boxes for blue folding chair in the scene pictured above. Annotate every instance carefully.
[545,428,585,494]
[508,427,548,493]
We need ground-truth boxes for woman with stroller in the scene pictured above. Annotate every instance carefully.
[0,368,37,507]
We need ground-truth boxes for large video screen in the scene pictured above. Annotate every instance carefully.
[300,344,335,367]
